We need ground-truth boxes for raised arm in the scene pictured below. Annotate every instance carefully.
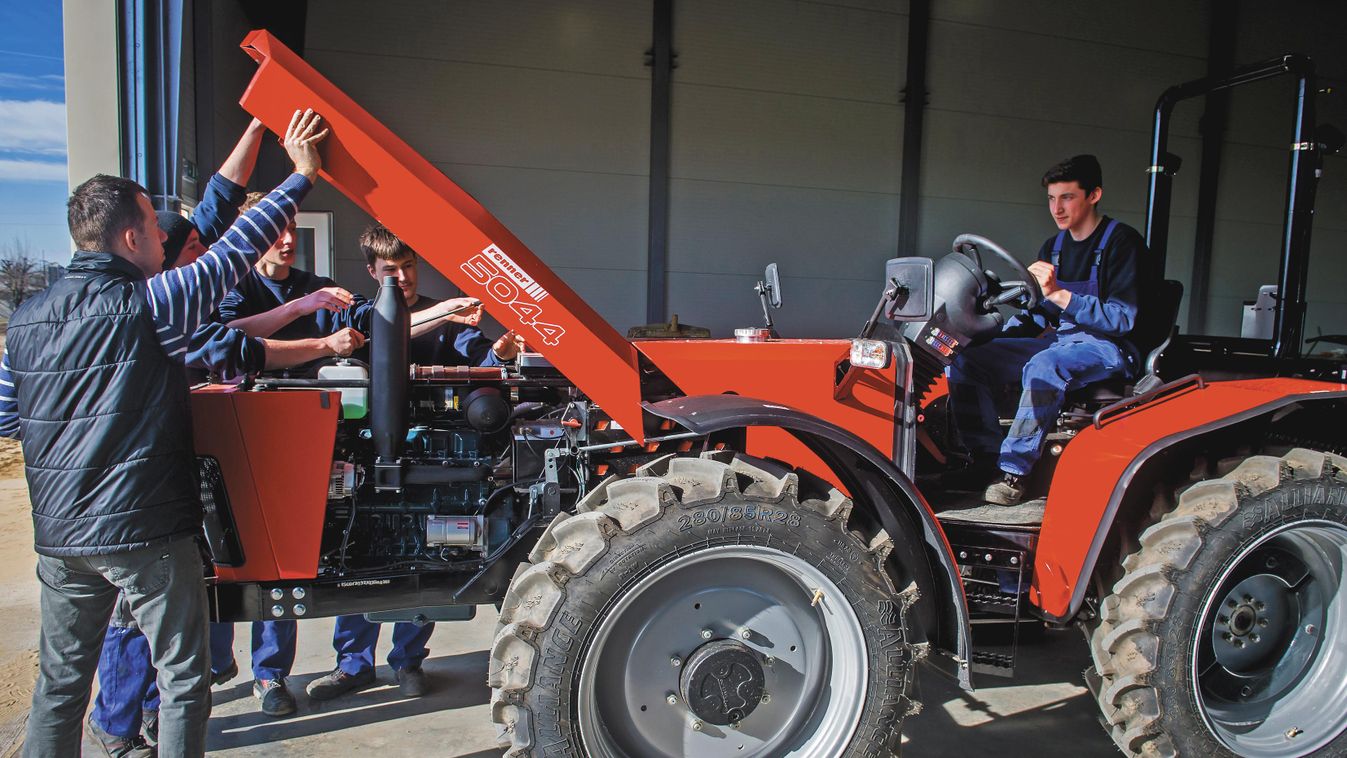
[218,118,267,187]
[190,119,268,245]
[145,110,328,362]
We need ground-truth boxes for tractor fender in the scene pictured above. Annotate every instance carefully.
[645,393,973,688]
[1035,377,1347,623]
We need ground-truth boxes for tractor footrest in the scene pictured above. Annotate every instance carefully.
[964,586,1020,613]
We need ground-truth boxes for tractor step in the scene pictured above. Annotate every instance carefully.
[936,498,1045,528]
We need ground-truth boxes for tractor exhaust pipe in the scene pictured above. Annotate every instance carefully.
[371,275,409,490]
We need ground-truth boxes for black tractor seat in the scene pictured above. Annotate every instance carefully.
[1064,279,1185,407]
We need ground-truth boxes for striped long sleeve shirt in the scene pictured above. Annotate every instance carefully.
[0,173,313,439]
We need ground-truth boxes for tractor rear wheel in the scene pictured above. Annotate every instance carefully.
[489,452,921,757]
[1089,449,1347,757]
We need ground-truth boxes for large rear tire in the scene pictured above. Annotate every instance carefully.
[1090,449,1347,757]
[489,452,922,757]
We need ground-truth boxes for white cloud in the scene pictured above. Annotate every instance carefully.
[0,99,67,156]
[0,159,66,182]
[0,73,65,93]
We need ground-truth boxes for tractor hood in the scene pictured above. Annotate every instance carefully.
[238,30,646,437]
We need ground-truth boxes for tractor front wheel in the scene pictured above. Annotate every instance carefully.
[1090,449,1347,757]
[489,452,921,757]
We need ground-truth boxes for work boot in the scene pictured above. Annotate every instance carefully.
[395,666,429,698]
[86,714,154,758]
[984,473,1026,506]
[305,667,376,701]
[140,708,158,748]
[212,659,239,686]
[254,677,298,717]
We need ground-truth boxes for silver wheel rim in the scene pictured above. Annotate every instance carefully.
[1192,519,1347,757]
[578,544,869,757]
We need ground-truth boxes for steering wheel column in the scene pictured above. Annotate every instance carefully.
[900,234,1043,369]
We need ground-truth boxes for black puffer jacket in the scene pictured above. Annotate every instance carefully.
[7,252,200,556]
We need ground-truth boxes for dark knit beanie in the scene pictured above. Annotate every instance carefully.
[157,211,195,269]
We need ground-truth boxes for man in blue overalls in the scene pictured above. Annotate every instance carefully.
[948,154,1148,505]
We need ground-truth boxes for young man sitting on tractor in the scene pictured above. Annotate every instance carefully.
[303,223,526,704]
[948,154,1150,505]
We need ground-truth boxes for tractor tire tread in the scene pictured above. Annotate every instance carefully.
[489,452,916,757]
[1088,448,1342,757]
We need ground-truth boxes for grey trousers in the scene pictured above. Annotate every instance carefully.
[25,535,210,758]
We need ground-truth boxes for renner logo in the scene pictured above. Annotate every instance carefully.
[461,244,566,346]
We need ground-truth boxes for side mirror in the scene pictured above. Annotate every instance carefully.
[754,263,783,335]
[884,257,933,321]
[757,263,782,309]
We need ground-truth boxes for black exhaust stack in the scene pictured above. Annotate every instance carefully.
[372,275,409,491]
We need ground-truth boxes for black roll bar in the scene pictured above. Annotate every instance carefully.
[1143,54,1323,359]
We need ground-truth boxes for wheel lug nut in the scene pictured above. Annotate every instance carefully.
[1227,599,1238,609]
[691,719,703,732]
[670,656,682,668]
[701,628,714,640]
[1255,601,1266,611]
[1250,634,1261,643]
[667,694,678,705]
[1218,615,1229,624]
[740,628,752,640]
[1222,632,1234,642]
[761,693,771,704]
[1233,639,1245,648]
[1287,727,1303,739]
[1259,619,1269,627]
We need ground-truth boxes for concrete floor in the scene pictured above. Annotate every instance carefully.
[112,609,1118,757]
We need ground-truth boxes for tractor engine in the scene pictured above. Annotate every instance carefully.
[310,276,579,578]
[317,377,573,576]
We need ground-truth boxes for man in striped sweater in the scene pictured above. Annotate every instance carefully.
[0,109,327,758]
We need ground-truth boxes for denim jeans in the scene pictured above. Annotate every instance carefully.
[25,535,210,758]
[948,333,1126,476]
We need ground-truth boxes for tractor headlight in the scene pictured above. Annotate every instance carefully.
[849,339,890,369]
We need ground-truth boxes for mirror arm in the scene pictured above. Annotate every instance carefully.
[755,280,776,331]
[859,277,903,339]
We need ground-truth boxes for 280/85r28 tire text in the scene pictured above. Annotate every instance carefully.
[489,452,922,757]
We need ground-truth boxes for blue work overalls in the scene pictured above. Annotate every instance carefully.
[91,614,294,737]
[948,220,1129,477]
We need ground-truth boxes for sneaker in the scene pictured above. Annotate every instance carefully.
[140,708,158,748]
[253,677,298,717]
[984,473,1026,506]
[212,660,239,686]
[86,714,154,758]
[395,666,429,698]
[305,667,376,701]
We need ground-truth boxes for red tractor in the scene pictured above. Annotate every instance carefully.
[199,34,1346,757]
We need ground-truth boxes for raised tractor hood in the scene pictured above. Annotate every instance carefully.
[239,30,646,438]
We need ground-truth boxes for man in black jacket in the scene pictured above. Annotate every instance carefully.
[0,109,327,758]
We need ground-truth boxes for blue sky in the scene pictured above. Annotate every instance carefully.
[0,3,68,263]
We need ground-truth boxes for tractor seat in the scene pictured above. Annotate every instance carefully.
[1065,279,1185,405]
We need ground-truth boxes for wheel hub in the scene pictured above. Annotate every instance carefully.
[1210,574,1293,671]
[679,639,765,725]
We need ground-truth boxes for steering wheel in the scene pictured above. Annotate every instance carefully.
[950,234,1042,312]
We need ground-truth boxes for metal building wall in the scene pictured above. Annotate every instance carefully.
[181,0,1343,342]
[298,1,652,333]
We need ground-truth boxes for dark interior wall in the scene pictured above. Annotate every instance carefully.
[188,0,1347,340]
